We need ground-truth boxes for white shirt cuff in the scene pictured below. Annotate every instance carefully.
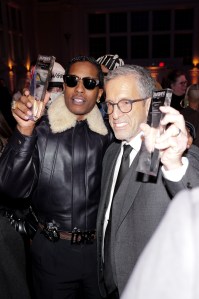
[161,157,189,182]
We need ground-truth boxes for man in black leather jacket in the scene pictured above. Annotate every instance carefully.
[0,56,113,299]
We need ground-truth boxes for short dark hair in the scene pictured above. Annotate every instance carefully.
[65,55,104,88]
[167,69,186,85]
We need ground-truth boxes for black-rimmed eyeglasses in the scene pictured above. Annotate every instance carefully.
[101,98,148,115]
[63,75,100,90]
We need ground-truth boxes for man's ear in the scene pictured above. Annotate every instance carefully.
[145,97,151,116]
[97,88,104,101]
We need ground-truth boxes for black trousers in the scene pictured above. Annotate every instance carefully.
[31,230,102,299]
[0,216,31,299]
[106,289,119,299]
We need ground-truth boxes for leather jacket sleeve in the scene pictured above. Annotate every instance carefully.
[0,128,39,199]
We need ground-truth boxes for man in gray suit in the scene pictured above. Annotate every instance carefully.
[96,65,199,298]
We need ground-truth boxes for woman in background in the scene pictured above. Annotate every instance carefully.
[162,69,188,111]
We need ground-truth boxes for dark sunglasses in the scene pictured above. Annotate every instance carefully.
[63,75,100,90]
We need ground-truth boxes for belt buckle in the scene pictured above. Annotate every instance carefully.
[71,228,82,244]
[84,231,95,244]
[41,223,60,242]
[71,228,95,245]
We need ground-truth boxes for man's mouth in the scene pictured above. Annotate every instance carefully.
[114,122,128,129]
[72,97,85,105]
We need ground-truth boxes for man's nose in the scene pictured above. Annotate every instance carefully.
[75,79,84,92]
[112,104,122,118]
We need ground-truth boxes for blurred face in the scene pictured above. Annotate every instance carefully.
[171,75,188,96]
[64,61,103,120]
[101,64,109,75]
[105,75,151,142]
[47,86,63,108]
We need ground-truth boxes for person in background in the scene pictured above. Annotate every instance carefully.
[46,61,65,110]
[0,111,31,299]
[162,69,188,111]
[181,84,199,147]
[12,60,37,103]
[96,54,124,117]
[0,78,16,130]
[12,60,65,113]
[96,64,199,298]
[183,83,199,111]
[0,215,31,299]
[0,55,113,299]
[121,187,199,299]
[96,54,124,75]
[0,111,12,155]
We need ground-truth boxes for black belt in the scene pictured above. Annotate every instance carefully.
[39,223,96,244]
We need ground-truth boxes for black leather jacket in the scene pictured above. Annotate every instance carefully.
[0,97,113,231]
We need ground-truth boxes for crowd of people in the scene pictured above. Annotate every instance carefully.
[0,53,199,299]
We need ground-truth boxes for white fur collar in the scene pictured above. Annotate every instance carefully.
[48,94,108,136]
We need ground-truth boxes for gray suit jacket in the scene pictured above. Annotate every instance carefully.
[97,142,199,297]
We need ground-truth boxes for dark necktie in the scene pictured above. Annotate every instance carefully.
[103,144,132,294]
[113,144,132,196]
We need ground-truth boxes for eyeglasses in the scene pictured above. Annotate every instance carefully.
[101,98,148,115]
[63,75,100,90]
[178,81,188,86]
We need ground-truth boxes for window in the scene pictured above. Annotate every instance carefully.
[131,11,149,32]
[18,9,23,32]
[131,36,149,59]
[0,31,6,57]
[6,4,11,29]
[89,37,106,58]
[152,34,170,58]
[174,33,192,64]
[5,5,25,62]
[110,36,127,59]
[152,10,171,31]
[13,34,24,60]
[7,5,23,32]
[175,9,193,30]
[8,32,14,60]
[0,2,3,25]
[110,13,127,33]
[88,14,106,34]
[88,7,194,65]
[10,7,17,30]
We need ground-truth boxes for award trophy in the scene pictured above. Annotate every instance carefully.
[29,54,55,121]
[136,88,172,176]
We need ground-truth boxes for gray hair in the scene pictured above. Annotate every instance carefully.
[104,64,155,98]
[185,84,199,104]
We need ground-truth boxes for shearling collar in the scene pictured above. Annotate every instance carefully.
[48,94,108,136]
